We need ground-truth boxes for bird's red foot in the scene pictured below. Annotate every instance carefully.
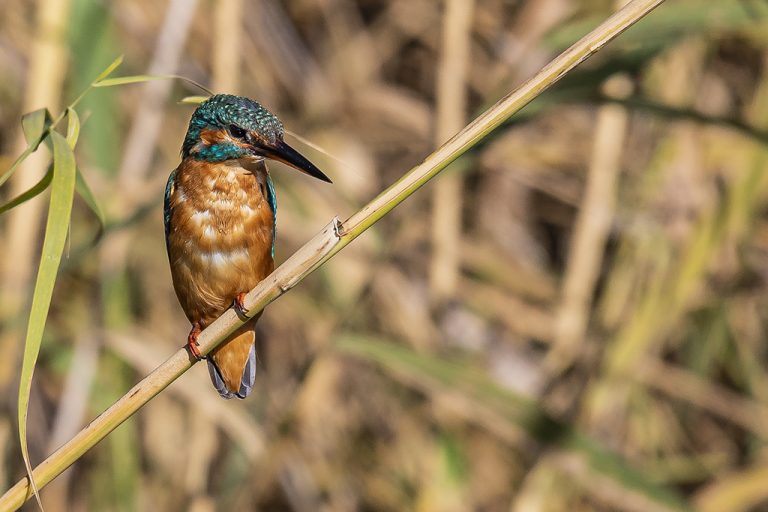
[233,292,249,318]
[186,323,204,361]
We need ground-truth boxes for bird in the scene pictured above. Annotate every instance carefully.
[164,94,331,399]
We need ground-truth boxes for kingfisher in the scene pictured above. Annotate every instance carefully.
[164,94,331,399]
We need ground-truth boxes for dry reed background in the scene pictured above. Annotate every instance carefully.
[1,0,768,511]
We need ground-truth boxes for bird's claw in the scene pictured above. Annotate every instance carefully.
[233,292,249,318]
[186,323,205,361]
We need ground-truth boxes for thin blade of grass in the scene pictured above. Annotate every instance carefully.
[0,148,36,190]
[93,75,171,87]
[17,131,77,510]
[0,165,53,215]
[91,55,124,84]
[93,74,212,95]
[63,57,126,122]
[335,336,693,512]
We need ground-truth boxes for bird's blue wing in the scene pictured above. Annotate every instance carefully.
[266,174,277,257]
[163,168,178,249]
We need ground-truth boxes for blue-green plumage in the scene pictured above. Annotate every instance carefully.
[265,175,277,257]
[163,168,177,243]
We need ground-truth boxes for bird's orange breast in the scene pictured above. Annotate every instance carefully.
[166,158,275,326]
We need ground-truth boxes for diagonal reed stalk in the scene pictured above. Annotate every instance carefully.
[0,0,664,508]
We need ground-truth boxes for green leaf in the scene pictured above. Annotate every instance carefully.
[64,107,104,234]
[0,165,53,215]
[21,109,53,150]
[0,54,123,192]
[92,74,171,87]
[0,110,53,189]
[336,336,694,512]
[63,56,125,117]
[93,74,212,95]
[91,55,124,84]
[18,131,77,511]
[75,168,105,232]
[0,148,35,189]
[179,95,209,105]
[65,108,80,149]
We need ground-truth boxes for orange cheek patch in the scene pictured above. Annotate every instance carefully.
[199,128,228,145]
[199,128,251,151]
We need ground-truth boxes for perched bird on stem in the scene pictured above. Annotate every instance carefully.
[164,94,331,399]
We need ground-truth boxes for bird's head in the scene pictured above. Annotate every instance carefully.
[182,94,331,183]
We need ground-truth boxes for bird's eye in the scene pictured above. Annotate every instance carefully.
[228,124,247,139]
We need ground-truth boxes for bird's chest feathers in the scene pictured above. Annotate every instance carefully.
[169,159,274,265]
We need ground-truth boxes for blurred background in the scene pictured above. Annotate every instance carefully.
[2,0,768,510]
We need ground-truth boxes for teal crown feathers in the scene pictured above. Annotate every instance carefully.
[182,94,284,161]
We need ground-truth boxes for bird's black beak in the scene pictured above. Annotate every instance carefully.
[258,139,332,183]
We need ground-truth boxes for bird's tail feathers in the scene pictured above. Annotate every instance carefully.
[207,327,257,399]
